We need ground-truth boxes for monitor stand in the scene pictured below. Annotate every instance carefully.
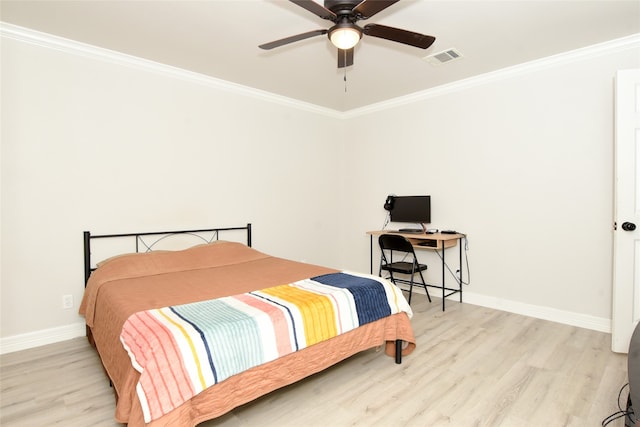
[398,228,423,233]
[398,223,427,233]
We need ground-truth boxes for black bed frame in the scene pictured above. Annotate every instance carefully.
[81,222,404,364]
[83,223,252,285]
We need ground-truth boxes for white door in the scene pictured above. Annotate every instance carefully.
[612,69,640,353]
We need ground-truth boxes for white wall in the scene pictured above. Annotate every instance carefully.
[1,35,345,340]
[2,26,639,351]
[338,46,640,324]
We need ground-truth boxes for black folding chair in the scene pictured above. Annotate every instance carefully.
[379,234,431,305]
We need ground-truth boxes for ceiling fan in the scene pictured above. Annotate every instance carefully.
[259,0,436,68]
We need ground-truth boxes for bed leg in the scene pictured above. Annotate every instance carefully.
[395,339,402,364]
[86,325,95,348]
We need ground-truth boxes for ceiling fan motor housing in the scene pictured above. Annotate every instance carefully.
[325,0,363,20]
[260,0,435,68]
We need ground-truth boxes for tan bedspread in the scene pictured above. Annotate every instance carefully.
[79,241,416,427]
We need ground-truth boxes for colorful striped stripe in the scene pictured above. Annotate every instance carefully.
[120,271,412,423]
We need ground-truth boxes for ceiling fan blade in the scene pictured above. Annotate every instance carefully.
[337,48,354,68]
[353,0,400,19]
[259,29,328,50]
[363,24,436,49]
[289,0,336,21]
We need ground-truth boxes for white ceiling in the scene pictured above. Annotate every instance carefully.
[2,0,639,112]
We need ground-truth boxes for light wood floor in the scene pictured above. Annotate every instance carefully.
[0,296,629,426]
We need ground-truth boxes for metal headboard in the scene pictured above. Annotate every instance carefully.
[83,223,252,286]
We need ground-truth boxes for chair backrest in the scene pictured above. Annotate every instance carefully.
[379,234,415,255]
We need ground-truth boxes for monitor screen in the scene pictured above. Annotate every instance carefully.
[389,196,431,224]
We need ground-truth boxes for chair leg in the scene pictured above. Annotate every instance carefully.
[418,268,431,302]
[391,271,412,304]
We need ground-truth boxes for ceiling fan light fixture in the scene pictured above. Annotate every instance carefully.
[260,0,437,68]
[329,24,362,49]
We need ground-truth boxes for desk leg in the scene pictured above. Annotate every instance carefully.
[441,244,446,311]
[370,235,373,275]
[459,237,463,302]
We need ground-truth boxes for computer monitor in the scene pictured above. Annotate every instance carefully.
[389,195,431,224]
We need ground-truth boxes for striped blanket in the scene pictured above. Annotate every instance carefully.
[120,271,412,422]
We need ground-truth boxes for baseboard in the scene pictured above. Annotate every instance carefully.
[0,292,611,354]
[405,286,611,332]
[462,291,611,333]
[0,322,86,355]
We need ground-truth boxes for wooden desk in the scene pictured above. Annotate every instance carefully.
[367,230,465,311]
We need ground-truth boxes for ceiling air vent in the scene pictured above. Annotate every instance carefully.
[423,48,463,65]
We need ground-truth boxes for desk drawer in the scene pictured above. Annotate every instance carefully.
[411,239,457,250]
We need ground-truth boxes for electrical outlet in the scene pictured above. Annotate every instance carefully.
[62,294,73,310]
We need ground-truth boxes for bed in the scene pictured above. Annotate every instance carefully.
[79,224,416,426]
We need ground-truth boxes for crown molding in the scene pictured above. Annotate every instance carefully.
[2,22,638,119]
[0,22,342,119]
[343,33,640,119]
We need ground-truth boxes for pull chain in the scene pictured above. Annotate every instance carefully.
[343,50,348,93]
